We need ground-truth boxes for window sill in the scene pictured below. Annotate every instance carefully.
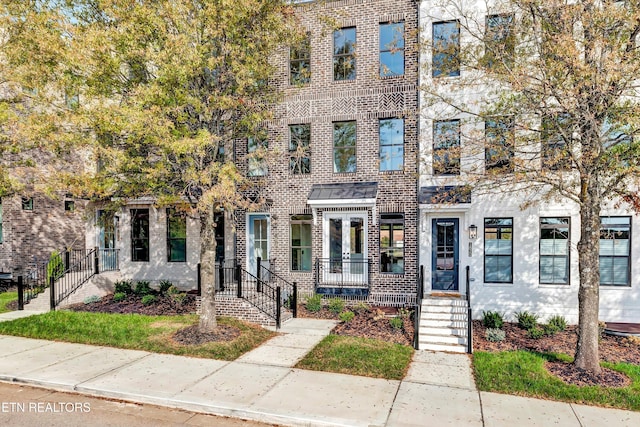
[600,285,632,289]
[380,170,404,175]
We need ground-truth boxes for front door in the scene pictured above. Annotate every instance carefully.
[323,213,367,284]
[432,218,459,291]
[247,214,270,276]
[97,210,117,269]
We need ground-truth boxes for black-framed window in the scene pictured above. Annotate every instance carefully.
[131,208,149,262]
[600,216,631,286]
[380,214,404,273]
[485,117,514,172]
[485,14,514,68]
[291,215,312,271]
[380,22,404,77]
[433,119,461,175]
[22,197,33,211]
[484,218,513,283]
[289,124,311,174]
[167,208,186,262]
[540,217,570,284]
[379,118,404,171]
[333,121,356,173]
[433,20,460,77]
[334,27,356,81]
[542,113,572,170]
[247,133,268,177]
[290,33,311,84]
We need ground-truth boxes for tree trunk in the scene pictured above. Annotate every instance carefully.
[198,206,217,332]
[574,181,601,374]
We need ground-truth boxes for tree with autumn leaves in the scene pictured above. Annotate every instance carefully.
[424,0,640,373]
[0,0,301,331]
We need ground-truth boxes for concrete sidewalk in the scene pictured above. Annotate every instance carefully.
[0,315,639,426]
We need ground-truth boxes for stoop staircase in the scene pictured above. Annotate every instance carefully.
[418,296,469,353]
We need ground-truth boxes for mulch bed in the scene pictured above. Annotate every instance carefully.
[298,305,415,346]
[67,293,197,316]
[172,324,240,345]
[474,320,640,387]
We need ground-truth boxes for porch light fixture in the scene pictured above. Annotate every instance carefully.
[469,224,478,240]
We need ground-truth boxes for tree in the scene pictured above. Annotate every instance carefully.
[422,0,640,373]
[1,0,301,331]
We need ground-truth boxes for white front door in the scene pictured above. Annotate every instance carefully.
[247,214,270,276]
[323,213,368,284]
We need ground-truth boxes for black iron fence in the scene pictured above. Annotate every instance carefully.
[257,257,297,319]
[314,258,371,290]
[466,265,473,354]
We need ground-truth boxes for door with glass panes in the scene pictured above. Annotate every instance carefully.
[431,218,459,291]
[247,214,270,276]
[323,213,368,283]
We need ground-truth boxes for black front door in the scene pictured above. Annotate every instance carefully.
[432,218,459,291]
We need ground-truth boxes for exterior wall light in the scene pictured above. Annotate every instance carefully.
[469,224,478,240]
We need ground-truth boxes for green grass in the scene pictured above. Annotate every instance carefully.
[473,350,640,411]
[0,292,17,314]
[0,311,275,360]
[296,334,414,380]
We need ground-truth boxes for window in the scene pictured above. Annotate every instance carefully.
[380,214,404,273]
[333,121,356,173]
[485,14,514,68]
[600,216,631,286]
[433,120,461,175]
[433,21,460,77]
[291,215,312,271]
[380,22,404,77]
[379,118,404,171]
[334,27,356,81]
[167,208,186,262]
[290,33,311,84]
[64,200,75,211]
[289,124,311,174]
[22,197,33,211]
[131,208,149,262]
[247,133,268,177]
[485,117,514,172]
[540,217,569,284]
[542,113,572,170]
[484,218,513,283]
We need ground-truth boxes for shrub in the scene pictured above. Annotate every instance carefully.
[485,328,506,342]
[389,316,404,330]
[113,292,126,302]
[114,280,133,295]
[352,301,371,313]
[528,326,545,339]
[158,280,173,295]
[398,307,411,319]
[167,285,181,295]
[548,315,567,332]
[134,281,154,296]
[305,294,322,313]
[543,323,560,336]
[141,294,157,305]
[328,297,345,314]
[515,311,539,330]
[170,292,186,306]
[83,295,101,305]
[339,311,355,323]
[46,251,65,283]
[482,310,504,329]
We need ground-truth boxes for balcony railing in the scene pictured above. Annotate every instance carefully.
[314,258,371,292]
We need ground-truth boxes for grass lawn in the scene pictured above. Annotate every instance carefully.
[0,310,275,360]
[0,292,17,314]
[296,334,414,380]
[473,350,640,411]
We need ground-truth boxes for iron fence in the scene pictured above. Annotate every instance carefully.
[314,258,371,289]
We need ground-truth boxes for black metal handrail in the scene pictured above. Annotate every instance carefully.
[237,266,282,327]
[414,265,424,350]
[314,257,371,289]
[466,265,473,354]
[257,257,297,319]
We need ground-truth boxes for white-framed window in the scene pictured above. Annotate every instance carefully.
[290,215,312,271]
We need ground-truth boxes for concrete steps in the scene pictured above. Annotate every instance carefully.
[418,296,469,353]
